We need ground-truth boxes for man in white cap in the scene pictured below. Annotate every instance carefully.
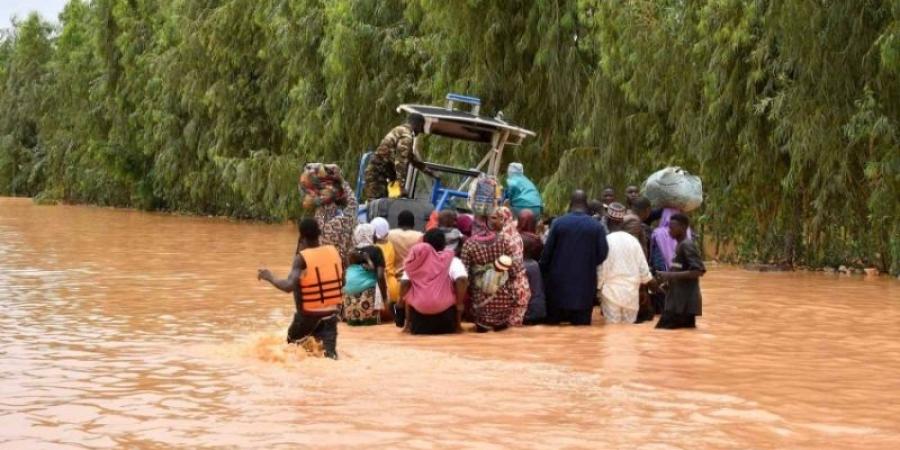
[505,162,543,218]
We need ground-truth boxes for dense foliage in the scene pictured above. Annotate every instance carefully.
[0,0,897,274]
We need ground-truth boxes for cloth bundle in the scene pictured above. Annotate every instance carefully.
[642,166,703,212]
[343,265,376,295]
[299,163,348,210]
[467,175,501,216]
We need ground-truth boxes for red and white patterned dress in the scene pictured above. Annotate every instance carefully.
[461,234,521,328]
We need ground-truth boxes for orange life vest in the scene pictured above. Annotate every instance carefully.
[298,245,344,313]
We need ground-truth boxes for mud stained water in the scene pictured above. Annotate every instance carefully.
[1,197,898,449]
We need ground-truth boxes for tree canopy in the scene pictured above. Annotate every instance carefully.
[0,0,897,274]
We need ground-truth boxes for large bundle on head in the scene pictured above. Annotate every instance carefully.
[642,166,703,212]
[467,175,501,216]
[299,163,348,210]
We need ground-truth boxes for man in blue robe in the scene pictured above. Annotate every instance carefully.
[540,190,609,325]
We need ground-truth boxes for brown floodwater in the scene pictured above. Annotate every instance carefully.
[1,197,899,449]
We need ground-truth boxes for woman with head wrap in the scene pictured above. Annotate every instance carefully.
[341,223,387,326]
[505,162,543,218]
[314,177,358,266]
[400,229,469,334]
[497,207,530,326]
[456,213,474,237]
[371,217,400,321]
[460,208,523,331]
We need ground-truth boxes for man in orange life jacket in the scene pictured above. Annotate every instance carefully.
[258,218,343,359]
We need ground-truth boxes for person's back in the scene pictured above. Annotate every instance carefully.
[257,218,341,358]
[400,229,469,335]
[544,212,606,284]
[389,228,422,262]
[297,245,344,314]
[598,231,651,323]
[506,163,543,216]
[541,191,609,325]
[388,210,423,270]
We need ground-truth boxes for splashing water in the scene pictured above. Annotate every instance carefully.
[243,332,325,363]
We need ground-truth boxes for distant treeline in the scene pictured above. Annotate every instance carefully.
[0,1,897,274]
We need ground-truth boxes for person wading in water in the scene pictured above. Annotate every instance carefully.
[257,218,342,358]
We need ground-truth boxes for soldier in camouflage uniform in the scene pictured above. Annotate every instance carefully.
[364,114,437,200]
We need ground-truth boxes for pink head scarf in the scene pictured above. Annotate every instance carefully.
[403,242,456,314]
[470,214,497,242]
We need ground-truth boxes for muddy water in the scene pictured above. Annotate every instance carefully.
[1,197,899,449]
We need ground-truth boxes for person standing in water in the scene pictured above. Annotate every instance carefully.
[655,213,705,329]
[400,229,469,335]
[258,218,341,359]
[597,217,654,324]
[342,224,388,326]
[461,209,522,332]
[540,190,609,326]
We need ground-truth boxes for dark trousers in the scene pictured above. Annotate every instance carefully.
[655,312,696,329]
[635,288,655,324]
[287,312,338,359]
[650,292,665,315]
[545,305,593,326]
[409,305,458,335]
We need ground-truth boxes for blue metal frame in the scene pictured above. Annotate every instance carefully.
[356,145,502,216]
[429,178,471,211]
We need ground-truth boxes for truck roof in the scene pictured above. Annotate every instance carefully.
[397,104,535,145]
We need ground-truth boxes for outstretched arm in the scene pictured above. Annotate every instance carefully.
[658,242,705,281]
[258,255,304,293]
[656,270,704,281]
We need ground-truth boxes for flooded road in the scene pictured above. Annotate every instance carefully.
[1,197,899,449]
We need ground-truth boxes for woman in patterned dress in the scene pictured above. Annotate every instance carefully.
[341,224,386,326]
[461,210,523,332]
[497,207,530,326]
[314,181,358,266]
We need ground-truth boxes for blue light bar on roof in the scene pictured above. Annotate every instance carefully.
[445,93,481,116]
[446,93,481,106]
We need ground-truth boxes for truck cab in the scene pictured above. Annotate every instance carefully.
[356,94,535,229]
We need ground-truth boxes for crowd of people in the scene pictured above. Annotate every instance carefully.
[257,161,705,359]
